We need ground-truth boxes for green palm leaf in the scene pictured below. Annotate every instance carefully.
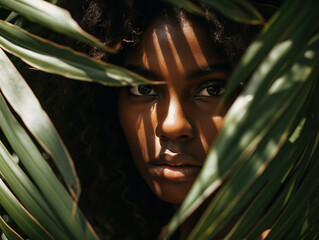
[223,0,317,99]
[0,140,71,239]
[0,0,318,239]
[165,0,264,24]
[0,0,111,52]
[0,84,97,239]
[0,47,81,199]
[0,216,23,240]
[166,0,319,238]
[201,0,265,24]
[0,20,150,86]
[0,178,53,239]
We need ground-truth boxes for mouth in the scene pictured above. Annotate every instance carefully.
[149,154,202,182]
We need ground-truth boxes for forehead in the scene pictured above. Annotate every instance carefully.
[124,15,224,78]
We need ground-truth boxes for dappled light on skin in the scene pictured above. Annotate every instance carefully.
[141,49,150,70]
[197,116,224,153]
[199,130,211,154]
[153,30,170,78]
[180,16,208,68]
[135,115,150,166]
[148,104,163,196]
[155,93,194,141]
[118,15,231,205]
[164,25,185,75]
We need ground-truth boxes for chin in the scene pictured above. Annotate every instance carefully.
[153,180,195,205]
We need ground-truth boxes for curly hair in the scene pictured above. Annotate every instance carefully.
[27,1,261,239]
[80,0,259,66]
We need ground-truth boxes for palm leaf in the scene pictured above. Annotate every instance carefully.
[0,0,318,239]
[164,0,205,16]
[0,178,53,239]
[187,37,318,238]
[225,113,317,239]
[0,47,81,199]
[0,20,150,86]
[201,0,265,24]
[0,90,98,239]
[0,140,71,239]
[223,0,318,99]
[0,216,23,240]
[165,0,265,24]
[0,0,112,52]
[165,0,319,238]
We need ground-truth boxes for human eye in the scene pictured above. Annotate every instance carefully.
[129,85,158,96]
[194,80,226,97]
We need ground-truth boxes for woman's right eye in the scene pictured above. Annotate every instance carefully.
[129,85,158,96]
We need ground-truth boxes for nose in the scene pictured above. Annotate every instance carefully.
[156,97,195,141]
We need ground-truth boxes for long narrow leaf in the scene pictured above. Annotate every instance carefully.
[299,196,319,240]
[0,47,81,199]
[0,20,150,86]
[245,109,319,240]
[225,106,316,240]
[223,0,318,99]
[187,33,319,238]
[264,147,319,240]
[165,3,319,236]
[244,171,300,240]
[0,92,98,240]
[164,0,204,16]
[165,0,264,24]
[0,216,23,240]
[188,67,316,239]
[202,0,264,24]
[0,140,72,239]
[0,0,112,52]
[0,178,53,240]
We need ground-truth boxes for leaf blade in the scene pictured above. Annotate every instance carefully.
[0,0,112,52]
[0,140,72,239]
[202,0,264,24]
[0,216,23,240]
[0,92,98,240]
[0,20,150,86]
[165,1,319,236]
[0,178,53,240]
[0,47,81,199]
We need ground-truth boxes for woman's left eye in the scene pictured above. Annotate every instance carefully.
[195,81,225,97]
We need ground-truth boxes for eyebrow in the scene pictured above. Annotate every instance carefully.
[124,63,231,80]
[187,63,231,79]
[124,65,161,81]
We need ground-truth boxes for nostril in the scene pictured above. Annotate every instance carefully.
[160,135,169,141]
[159,134,191,142]
[155,104,195,141]
[179,135,189,140]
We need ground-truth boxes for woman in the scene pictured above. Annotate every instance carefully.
[31,0,260,239]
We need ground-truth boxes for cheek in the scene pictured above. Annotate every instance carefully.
[199,117,224,153]
[117,94,156,164]
[213,116,224,130]
[195,102,226,153]
[118,95,161,196]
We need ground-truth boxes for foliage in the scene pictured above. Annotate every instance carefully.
[0,0,318,239]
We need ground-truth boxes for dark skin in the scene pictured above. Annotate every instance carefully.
[118,14,231,204]
[118,13,269,239]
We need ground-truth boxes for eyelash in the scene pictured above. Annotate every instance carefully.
[194,80,226,98]
[129,80,225,98]
[129,85,158,97]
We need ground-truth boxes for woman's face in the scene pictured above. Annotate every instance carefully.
[118,15,232,204]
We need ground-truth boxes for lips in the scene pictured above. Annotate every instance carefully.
[149,153,202,182]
